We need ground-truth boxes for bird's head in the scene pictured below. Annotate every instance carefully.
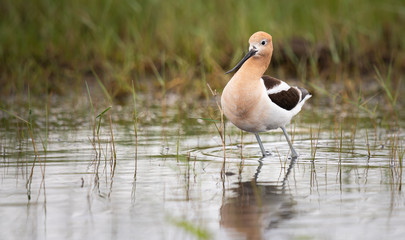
[226,31,273,74]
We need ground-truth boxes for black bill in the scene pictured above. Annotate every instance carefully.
[225,48,257,74]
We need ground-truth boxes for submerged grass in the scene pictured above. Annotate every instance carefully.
[168,216,212,240]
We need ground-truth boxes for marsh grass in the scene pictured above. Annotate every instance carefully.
[310,160,319,194]
[109,114,116,174]
[365,129,371,158]
[374,65,402,120]
[85,80,118,197]
[87,105,118,198]
[93,68,112,103]
[150,57,167,117]
[387,132,404,191]
[310,124,321,162]
[1,0,404,101]
[337,123,343,191]
[398,144,404,191]
[131,80,139,179]
[0,91,46,200]
[85,81,96,138]
[25,91,45,196]
[94,107,112,168]
[206,83,226,178]
[238,130,245,176]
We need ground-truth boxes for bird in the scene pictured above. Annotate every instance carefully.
[221,31,311,158]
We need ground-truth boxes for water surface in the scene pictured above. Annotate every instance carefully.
[0,96,404,240]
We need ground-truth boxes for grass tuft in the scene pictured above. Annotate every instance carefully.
[1,0,404,100]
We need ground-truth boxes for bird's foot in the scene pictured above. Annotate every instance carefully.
[261,150,272,157]
[290,152,299,159]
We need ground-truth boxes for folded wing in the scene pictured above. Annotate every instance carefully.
[261,75,309,111]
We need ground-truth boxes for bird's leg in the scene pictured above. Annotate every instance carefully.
[254,133,268,157]
[280,126,298,158]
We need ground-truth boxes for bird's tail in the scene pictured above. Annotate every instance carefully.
[298,87,311,102]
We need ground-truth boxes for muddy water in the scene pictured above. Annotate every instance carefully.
[0,99,404,240]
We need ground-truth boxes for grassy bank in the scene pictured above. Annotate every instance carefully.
[0,0,404,99]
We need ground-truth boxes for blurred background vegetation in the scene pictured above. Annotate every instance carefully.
[0,0,404,102]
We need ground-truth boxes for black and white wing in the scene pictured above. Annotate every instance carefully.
[261,75,310,111]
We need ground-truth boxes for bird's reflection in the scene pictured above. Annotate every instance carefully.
[220,157,297,240]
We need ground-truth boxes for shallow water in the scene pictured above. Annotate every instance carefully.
[0,97,404,240]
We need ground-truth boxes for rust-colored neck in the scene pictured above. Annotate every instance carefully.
[233,55,271,83]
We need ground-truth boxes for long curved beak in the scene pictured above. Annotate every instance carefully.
[225,48,257,74]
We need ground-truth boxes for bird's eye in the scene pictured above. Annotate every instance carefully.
[261,40,267,45]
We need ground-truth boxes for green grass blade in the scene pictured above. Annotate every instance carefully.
[96,106,112,119]
[0,107,30,124]
[92,68,112,102]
